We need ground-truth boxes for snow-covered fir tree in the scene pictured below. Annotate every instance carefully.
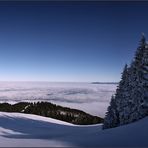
[103,34,148,129]
[103,64,129,128]
[103,95,119,129]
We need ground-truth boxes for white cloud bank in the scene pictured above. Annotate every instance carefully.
[0,82,117,117]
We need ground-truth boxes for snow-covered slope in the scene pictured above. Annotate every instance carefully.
[0,112,147,147]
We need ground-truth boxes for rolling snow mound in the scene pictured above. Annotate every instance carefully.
[0,112,147,147]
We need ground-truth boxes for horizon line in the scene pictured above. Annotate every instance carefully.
[0,80,119,83]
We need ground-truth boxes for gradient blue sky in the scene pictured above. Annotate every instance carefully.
[0,1,148,82]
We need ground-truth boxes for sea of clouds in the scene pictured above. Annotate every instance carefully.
[0,82,117,117]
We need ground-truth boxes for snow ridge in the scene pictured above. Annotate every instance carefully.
[0,112,148,147]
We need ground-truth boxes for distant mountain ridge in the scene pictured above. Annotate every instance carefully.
[91,82,118,84]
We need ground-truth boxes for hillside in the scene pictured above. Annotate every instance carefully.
[0,112,147,147]
[0,102,103,125]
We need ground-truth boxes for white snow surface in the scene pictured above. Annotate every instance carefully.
[0,81,117,117]
[0,112,147,147]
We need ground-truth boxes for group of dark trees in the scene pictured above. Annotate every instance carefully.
[0,101,103,125]
[103,34,148,129]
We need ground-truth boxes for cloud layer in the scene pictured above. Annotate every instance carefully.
[0,82,117,117]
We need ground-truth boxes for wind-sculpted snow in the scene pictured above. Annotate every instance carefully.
[0,82,117,117]
[0,112,147,147]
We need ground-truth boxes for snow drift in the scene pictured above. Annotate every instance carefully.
[0,112,147,147]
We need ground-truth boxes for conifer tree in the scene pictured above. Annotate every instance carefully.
[116,64,130,125]
[128,34,148,121]
[103,95,118,129]
[103,34,148,129]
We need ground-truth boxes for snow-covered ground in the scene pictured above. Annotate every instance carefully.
[0,112,147,147]
[0,81,117,117]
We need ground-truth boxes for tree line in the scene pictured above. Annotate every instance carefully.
[103,34,148,129]
[0,101,103,125]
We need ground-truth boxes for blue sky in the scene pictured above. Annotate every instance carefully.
[0,1,148,82]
